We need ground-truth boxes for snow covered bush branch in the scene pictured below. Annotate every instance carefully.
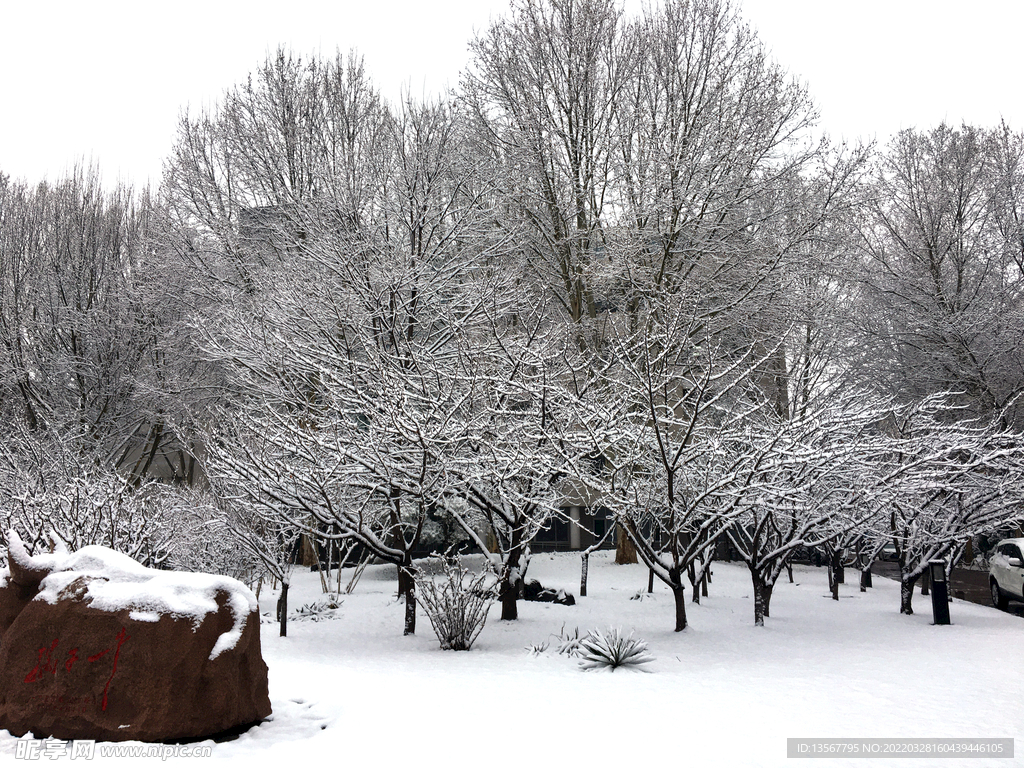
[415,555,496,651]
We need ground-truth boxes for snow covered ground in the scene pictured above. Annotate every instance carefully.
[2,551,1021,767]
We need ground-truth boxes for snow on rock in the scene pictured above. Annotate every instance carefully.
[6,530,66,587]
[7,532,258,662]
[0,534,272,743]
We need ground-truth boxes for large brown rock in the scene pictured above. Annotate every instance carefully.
[0,532,271,742]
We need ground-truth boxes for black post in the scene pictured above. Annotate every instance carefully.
[279,581,289,637]
[580,552,589,597]
[928,560,950,625]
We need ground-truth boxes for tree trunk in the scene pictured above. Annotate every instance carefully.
[615,524,637,564]
[278,582,288,637]
[312,542,328,593]
[672,584,687,631]
[129,421,165,488]
[920,567,930,596]
[499,554,522,621]
[403,578,416,636]
[398,562,416,635]
[900,575,918,615]
[701,572,708,598]
[763,582,774,618]
[648,566,655,594]
[580,552,589,597]
[397,563,414,600]
[500,577,519,621]
[665,565,688,630]
[860,566,871,592]
[752,574,766,627]
[829,551,843,595]
[787,563,794,583]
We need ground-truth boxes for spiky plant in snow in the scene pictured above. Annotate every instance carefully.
[555,624,585,657]
[527,641,549,656]
[578,628,655,671]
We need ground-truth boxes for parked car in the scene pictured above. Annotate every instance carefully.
[988,538,1024,610]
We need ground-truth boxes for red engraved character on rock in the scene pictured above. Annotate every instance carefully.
[24,638,60,683]
[22,627,130,714]
[99,627,130,712]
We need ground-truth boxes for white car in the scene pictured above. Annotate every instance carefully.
[989,538,1024,610]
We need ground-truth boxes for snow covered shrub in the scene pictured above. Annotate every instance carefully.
[0,437,259,582]
[415,555,496,651]
[158,489,264,583]
[578,628,655,671]
[293,595,344,622]
[0,462,175,569]
[555,625,585,657]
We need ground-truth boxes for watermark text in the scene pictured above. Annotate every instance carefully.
[15,737,213,760]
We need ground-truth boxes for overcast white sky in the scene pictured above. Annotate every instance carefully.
[1,0,1020,189]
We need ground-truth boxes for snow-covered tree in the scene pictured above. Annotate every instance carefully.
[162,49,391,292]
[561,283,777,631]
[724,387,898,625]
[463,0,632,338]
[0,167,185,479]
[195,90,507,636]
[875,396,1024,614]
[853,123,1024,428]
[444,289,570,621]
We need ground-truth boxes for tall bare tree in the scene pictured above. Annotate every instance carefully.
[854,123,1024,427]
[464,0,635,335]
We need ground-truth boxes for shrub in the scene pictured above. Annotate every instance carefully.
[578,628,655,671]
[555,624,585,657]
[416,555,496,651]
[293,595,344,622]
[527,641,549,655]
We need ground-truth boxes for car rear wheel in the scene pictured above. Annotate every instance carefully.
[991,579,1009,610]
